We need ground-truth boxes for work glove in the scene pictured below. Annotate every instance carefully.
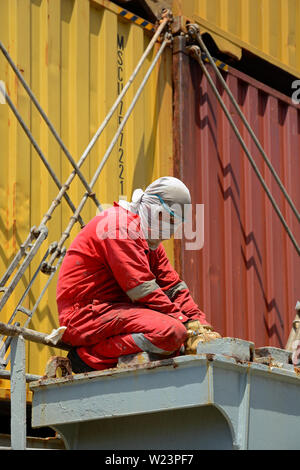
[184,320,221,355]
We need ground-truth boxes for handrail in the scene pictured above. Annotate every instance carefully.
[0,322,70,450]
[0,321,70,351]
[42,31,172,273]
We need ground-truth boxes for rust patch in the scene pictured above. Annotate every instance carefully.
[206,354,215,362]
[230,355,247,365]
[294,367,300,376]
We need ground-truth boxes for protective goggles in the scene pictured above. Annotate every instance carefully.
[153,194,185,222]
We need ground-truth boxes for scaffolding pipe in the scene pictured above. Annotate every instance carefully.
[0,226,49,311]
[0,245,66,363]
[0,41,102,210]
[0,369,41,383]
[0,87,85,228]
[0,230,34,288]
[0,321,70,351]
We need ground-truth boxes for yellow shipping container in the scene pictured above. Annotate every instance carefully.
[0,0,173,395]
[173,0,300,77]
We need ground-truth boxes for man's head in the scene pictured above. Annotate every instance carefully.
[131,176,191,250]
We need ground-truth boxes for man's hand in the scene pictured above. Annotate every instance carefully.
[184,320,221,355]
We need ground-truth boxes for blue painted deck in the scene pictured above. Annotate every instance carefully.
[30,353,300,450]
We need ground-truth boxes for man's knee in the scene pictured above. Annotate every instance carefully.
[158,318,187,351]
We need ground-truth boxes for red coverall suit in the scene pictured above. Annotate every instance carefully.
[56,203,209,370]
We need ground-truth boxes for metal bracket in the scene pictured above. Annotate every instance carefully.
[158,8,173,24]
[171,16,190,36]
[187,23,200,37]
[41,246,66,275]
[43,356,73,380]
[186,43,202,64]
[153,8,173,41]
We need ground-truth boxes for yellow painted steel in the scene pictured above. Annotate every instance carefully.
[0,0,173,384]
[173,0,300,77]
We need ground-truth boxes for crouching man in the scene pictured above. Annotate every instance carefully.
[56,177,221,373]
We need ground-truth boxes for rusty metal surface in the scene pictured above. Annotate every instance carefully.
[173,36,300,349]
[30,352,300,449]
[0,433,65,450]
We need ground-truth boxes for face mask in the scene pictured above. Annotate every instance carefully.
[149,219,181,240]
[137,193,186,249]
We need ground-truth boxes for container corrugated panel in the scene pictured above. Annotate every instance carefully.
[173,37,300,348]
[0,0,173,387]
[173,0,300,77]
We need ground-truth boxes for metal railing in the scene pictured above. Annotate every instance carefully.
[0,321,70,450]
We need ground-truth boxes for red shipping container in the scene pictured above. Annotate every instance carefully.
[173,36,300,349]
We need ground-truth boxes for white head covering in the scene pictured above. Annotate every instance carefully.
[119,176,191,250]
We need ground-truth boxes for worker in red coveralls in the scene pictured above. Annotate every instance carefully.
[56,177,221,373]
